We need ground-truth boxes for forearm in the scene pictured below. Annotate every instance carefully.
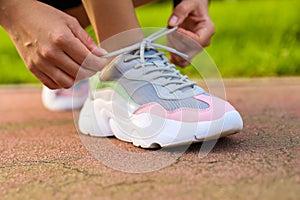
[0,0,18,27]
[0,0,11,27]
[0,0,35,29]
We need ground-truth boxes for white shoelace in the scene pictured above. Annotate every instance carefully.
[102,26,197,93]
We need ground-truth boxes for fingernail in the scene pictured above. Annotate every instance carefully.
[169,15,178,26]
[94,47,108,56]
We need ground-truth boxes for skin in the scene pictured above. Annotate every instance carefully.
[168,0,215,66]
[0,0,108,89]
[0,0,214,89]
[83,0,214,58]
[82,0,145,52]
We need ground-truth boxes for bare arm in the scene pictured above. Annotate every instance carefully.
[0,0,107,89]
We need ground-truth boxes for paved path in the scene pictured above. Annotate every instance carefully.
[0,78,299,200]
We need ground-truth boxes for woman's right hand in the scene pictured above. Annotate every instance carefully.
[0,0,107,89]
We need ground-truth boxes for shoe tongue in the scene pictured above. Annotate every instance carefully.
[142,49,194,92]
[117,49,164,73]
[102,49,194,92]
[143,49,162,63]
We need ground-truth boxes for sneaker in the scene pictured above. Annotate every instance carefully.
[42,79,89,111]
[78,27,243,148]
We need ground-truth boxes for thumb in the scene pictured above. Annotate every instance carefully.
[168,0,196,27]
[69,19,98,52]
[69,20,108,57]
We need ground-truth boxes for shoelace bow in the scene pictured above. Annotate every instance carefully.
[102,26,197,93]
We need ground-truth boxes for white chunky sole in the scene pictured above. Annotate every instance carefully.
[78,89,243,148]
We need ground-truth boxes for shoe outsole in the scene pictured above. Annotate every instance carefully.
[78,91,243,149]
[42,86,88,111]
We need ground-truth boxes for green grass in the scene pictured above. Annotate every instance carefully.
[0,28,39,83]
[208,0,300,77]
[136,0,300,77]
[0,0,299,84]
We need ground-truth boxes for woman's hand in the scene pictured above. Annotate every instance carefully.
[0,0,107,89]
[168,0,215,67]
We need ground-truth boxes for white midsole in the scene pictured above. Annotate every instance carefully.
[78,89,243,148]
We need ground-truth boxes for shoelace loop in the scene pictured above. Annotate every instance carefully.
[102,27,188,60]
[102,27,197,93]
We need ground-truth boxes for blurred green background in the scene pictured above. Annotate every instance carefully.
[0,0,299,84]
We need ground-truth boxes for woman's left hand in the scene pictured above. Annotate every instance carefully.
[168,0,215,67]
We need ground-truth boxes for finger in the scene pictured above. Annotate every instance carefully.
[177,28,202,46]
[35,57,75,88]
[60,34,108,71]
[168,0,197,27]
[177,24,215,47]
[39,50,95,81]
[80,50,109,72]
[91,46,108,57]
[29,66,60,89]
[196,23,215,47]
[170,53,189,67]
[68,19,108,57]
[68,18,98,51]
[75,65,97,81]
[39,50,79,78]
[51,29,108,71]
[55,53,97,81]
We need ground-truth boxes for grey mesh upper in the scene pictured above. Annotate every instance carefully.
[121,79,209,111]
[98,27,209,111]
